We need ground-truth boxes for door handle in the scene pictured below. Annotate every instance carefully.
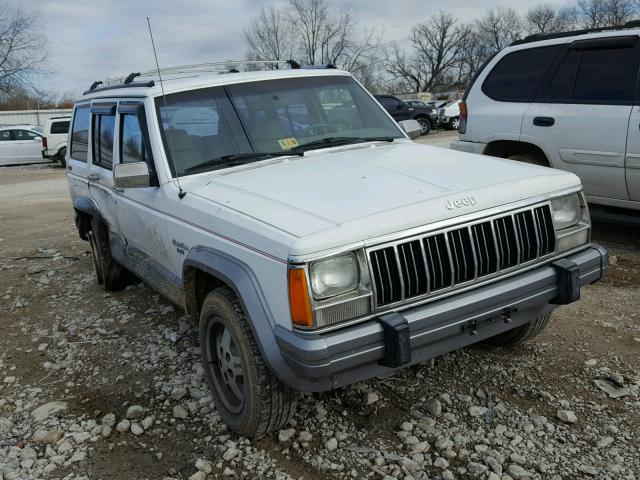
[533,116,555,127]
[87,173,100,181]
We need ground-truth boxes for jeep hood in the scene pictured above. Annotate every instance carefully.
[189,141,580,256]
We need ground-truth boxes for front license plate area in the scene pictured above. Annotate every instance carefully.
[461,307,518,336]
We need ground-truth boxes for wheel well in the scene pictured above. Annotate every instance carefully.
[74,209,93,241]
[183,267,227,323]
[484,141,550,166]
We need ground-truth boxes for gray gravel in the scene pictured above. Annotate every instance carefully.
[1,158,639,480]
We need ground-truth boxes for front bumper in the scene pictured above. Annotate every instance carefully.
[274,244,607,392]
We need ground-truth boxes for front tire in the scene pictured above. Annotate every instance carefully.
[450,117,461,130]
[486,312,552,346]
[88,218,130,291]
[200,287,297,437]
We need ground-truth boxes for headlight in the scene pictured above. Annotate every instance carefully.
[551,194,580,229]
[551,192,591,253]
[310,253,358,299]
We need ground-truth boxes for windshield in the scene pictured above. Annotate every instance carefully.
[156,75,403,177]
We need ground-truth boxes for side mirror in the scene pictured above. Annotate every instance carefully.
[398,119,422,140]
[113,161,150,189]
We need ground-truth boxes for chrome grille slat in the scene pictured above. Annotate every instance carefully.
[369,204,556,308]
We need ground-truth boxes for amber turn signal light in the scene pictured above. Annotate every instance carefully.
[288,268,313,328]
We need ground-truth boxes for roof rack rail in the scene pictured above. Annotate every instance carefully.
[511,19,640,46]
[82,59,343,96]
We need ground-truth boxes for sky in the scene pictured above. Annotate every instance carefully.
[11,0,567,97]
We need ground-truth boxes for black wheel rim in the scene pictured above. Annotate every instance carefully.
[205,317,245,414]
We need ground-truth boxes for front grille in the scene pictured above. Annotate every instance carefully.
[369,204,556,307]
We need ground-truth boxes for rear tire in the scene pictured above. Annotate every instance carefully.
[416,117,431,135]
[485,312,552,346]
[56,147,67,168]
[508,153,549,167]
[88,218,130,291]
[200,287,297,438]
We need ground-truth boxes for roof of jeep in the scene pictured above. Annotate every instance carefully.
[80,68,353,101]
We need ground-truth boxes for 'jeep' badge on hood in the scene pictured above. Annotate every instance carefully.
[446,195,477,210]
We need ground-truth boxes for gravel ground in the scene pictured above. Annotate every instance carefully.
[1,139,639,480]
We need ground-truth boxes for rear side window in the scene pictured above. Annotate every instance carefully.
[70,107,90,162]
[541,45,637,104]
[50,121,70,135]
[0,130,10,141]
[573,47,634,103]
[92,114,115,169]
[482,46,562,102]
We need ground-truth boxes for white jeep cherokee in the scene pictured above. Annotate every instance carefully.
[452,25,640,213]
[66,63,607,437]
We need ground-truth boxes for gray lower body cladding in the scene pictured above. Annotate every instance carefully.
[275,244,607,392]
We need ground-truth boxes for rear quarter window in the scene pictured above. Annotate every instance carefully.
[482,45,562,102]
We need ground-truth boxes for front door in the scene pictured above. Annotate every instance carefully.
[112,101,178,300]
[521,38,640,201]
[87,102,122,254]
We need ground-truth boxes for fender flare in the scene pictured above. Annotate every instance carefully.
[183,247,328,392]
[72,196,101,240]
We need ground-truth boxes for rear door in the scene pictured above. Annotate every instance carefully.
[469,45,563,143]
[67,105,91,197]
[522,36,640,201]
[0,130,16,164]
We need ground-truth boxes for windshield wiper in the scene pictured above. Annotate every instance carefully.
[183,151,304,174]
[292,136,396,152]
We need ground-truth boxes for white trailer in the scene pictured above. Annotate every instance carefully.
[0,109,73,127]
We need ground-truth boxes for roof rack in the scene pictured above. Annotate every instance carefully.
[83,59,307,95]
[511,19,640,46]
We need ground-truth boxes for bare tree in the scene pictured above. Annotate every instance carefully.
[385,12,469,93]
[285,0,350,66]
[475,7,524,55]
[563,0,637,28]
[568,0,609,27]
[243,7,294,68]
[605,0,637,24]
[0,2,45,94]
[526,4,571,34]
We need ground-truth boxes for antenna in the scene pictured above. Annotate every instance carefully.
[147,17,186,199]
